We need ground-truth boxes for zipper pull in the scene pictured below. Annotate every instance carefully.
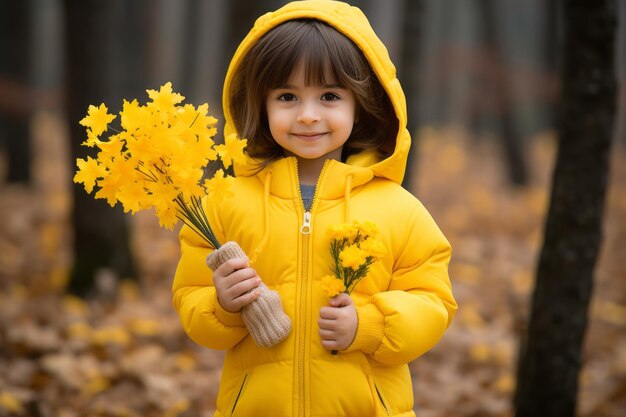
[300,211,312,234]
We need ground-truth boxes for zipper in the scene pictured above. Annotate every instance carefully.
[300,212,311,234]
[297,230,309,417]
[294,158,329,417]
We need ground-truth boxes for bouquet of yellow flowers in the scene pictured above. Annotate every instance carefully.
[322,220,386,297]
[73,82,246,249]
[74,82,291,348]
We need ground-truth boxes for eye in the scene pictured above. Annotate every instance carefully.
[277,93,296,102]
[321,92,340,101]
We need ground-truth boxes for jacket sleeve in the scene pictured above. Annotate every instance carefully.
[345,202,457,365]
[171,199,249,350]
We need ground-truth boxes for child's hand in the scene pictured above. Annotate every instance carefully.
[213,257,262,313]
[318,293,358,352]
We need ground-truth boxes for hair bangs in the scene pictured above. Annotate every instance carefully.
[300,26,336,86]
[263,21,337,89]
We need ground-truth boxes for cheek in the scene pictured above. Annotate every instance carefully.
[266,109,293,143]
[267,103,287,122]
[265,107,280,132]
[340,101,357,129]
[335,110,356,132]
[267,112,286,135]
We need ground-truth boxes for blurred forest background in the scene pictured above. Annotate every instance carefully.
[0,0,625,416]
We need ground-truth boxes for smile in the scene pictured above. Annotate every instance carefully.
[291,132,327,141]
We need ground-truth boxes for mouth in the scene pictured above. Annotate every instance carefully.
[291,132,327,141]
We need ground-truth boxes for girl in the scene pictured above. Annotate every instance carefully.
[173,1,457,416]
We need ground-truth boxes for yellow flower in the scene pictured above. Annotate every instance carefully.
[95,176,122,206]
[360,236,386,259]
[215,133,247,168]
[327,223,357,241]
[174,171,204,200]
[191,104,218,137]
[190,136,218,165]
[321,275,346,297]
[93,157,136,206]
[203,169,235,200]
[169,138,213,175]
[81,129,101,147]
[147,81,184,112]
[327,224,346,240]
[79,103,116,136]
[117,181,147,214]
[145,180,179,211]
[120,99,149,132]
[96,134,126,162]
[74,157,107,193]
[355,220,379,239]
[340,244,368,270]
[176,103,218,138]
[344,224,360,241]
[155,205,179,230]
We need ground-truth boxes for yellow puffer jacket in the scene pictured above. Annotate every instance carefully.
[172,1,457,416]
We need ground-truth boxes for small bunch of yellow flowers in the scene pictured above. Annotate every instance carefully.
[73,82,246,249]
[322,220,386,297]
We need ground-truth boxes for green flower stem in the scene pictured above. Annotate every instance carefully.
[190,196,220,247]
[174,194,221,249]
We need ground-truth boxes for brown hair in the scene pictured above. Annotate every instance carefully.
[228,19,398,163]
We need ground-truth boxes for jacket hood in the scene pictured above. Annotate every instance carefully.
[222,0,411,185]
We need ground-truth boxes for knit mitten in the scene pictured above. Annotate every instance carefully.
[206,241,292,348]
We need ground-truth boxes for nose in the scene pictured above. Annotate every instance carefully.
[296,101,320,124]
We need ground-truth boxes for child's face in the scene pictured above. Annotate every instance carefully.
[265,63,356,164]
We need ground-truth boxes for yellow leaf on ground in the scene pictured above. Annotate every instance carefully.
[0,392,23,413]
[174,353,197,372]
[164,399,190,417]
[451,262,482,284]
[119,280,140,301]
[592,300,626,325]
[91,326,131,347]
[128,318,162,337]
[493,374,515,393]
[81,376,111,397]
[512,270,533,295]
[469,343,491,363]
[459,304,487,329]
[49,266,70,291]
[62,295,89,316]
[66,322,93,340]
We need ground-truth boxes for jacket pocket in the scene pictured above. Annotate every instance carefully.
[229,373,248,417]
[370,377,391,417]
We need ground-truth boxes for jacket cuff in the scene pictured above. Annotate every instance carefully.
[345,303,384,354]
[213,293,246,327]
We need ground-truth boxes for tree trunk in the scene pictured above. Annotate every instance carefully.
[616,0,626,144]
[514,1,617,416]
[541,0,562,139]
[0,0,33,184]
[475,0,528,186]
[224,0,283,68]
[64,0,136,296]
[398,0,422,192]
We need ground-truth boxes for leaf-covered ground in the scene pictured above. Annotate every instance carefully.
[0,112,624,416]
